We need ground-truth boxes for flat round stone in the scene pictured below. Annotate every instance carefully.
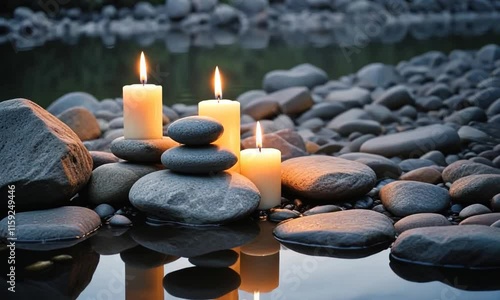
[161,145,237,174]
[273,210,395,250]
[167,116,223,145]
[111,137,178,163]
[394,213,450,234]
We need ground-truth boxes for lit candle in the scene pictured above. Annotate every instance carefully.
[123,52,163,139]
[240,122,281,210]
[198,67,241,172]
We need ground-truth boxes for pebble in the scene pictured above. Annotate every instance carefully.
[459,213,500,226]
[47,91,100,115]
[281,156,376,203]
[57,107,101,141]
[354,196,374,209]
[339,152,402,179]
[167,116,223,146]
[108,215,132,227]
[94,203,115,219]
[442,160,500,183]
[356,63,402,89]
[337,119,382,136]
[263,63,328,92]
[459,204,492,219]
[394,213,450,234]
[492,194,500,212]
[269,209,301,222]
[380,181,450,217]
[398,158,436,172]
[90,151,119,169]
[161,145,237,174]
[449,174,500,205]
[302,205,342,216]
[110,137,178,163]
[400,167,442,184]
[373,85,414,109]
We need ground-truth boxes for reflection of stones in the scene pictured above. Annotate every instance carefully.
[240,28,270,49]
[130,221,259,257]
[390,259,500,291]
[0,241,99,299]
[90,226,137,255]
[163,267,241,299]
[120,245,179,269]
[165,31,190,53]
[189,249,239,268]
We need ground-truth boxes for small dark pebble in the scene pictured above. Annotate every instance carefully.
[491,194,500,212]
[108,214,132,227]
[303,205,342,216]
[450,204,463,215]
[269,209,301,222]
[354,196,374,209]
[372,204,387,214]
[94,203,115,219]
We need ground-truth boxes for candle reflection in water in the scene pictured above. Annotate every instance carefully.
[240,221,280,298]
[125,265,164,300]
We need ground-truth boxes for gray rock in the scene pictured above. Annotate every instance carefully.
[380,181,450,217]
[391,225,500,269]
[327,108,372,132]
[188,249,239,268]
[415,96,442,111]
[360,124,460,158]
[476,44,500,64]
[57,107,101,141]
[273,87,314,116]
[458,126,492,144]
[364,104,397,124]
[459,204,492,219]
[337,119,382,136]
[241,133,307,161]
[166,0,191,20]
[354,196,374,209]
[90,151,119,169]
[303,205,342,216]
[129,170,260,225]
[110,137,178,163]
[460,213,500,226]
[420,150,447,166]
[269,209,301,222]
[94,203,115,219]
[212,4,239,26]
[263,63,328,92]
[192,0,218,12]
[167,116,223,145]
[394,213,450,234]
[445,107,487,125]
[0,99,92,213]
[400,167,442,184]
[242,97,280,120]
[339,152,402,179]
[450,174,500,205]
[296,102,347,123]
[108,215,132,227]
[374,85,414,109]
[232,0,268,15]
[281,156,376,203]
[274,210,395,250]
[108,117,124,129]
[0,207,100,243]
[491,220,500,228]
[468,87,500,109]
[442,160,500,183]
[85,162,162,206]
[356,63,402,89]
[237,90,266,108]
[326,87,371,108]
[47,92,100,115]
[161,145,237,174]
[492,194,500,212]
[399,158,436,172]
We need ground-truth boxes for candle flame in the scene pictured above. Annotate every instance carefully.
[214,66,222,100]
[254,291,260,300]
[256,121,262,151]
[140,51,147,84]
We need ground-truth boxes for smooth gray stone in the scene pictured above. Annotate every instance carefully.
[339,152,402,179]
[85,162,162,207]
[161,145,237,174]
[108,215,132,227]
[0,206,101,242]
[326,87,371,108]
[442,160,500,183]
[420,150,447,166]
[380,181,450,217]
[296,102,347,123]
[189,250,239,268]
[360,124,460,158]
[460,213,500,226]
[394,213,450,234]
[89,151,119,169]
[374,85,414,109]
[444,107,487,125]
[468,87,500,109]
[166,0,191,19]
[242,97,280,120]
[110,137,178,163]
[356,63,402,89]
[241,132,307,161]
[0,99,92,214]
[492,194,500,212]
[47,92,100,115]
[273,86,314,116]
[327,108,372,131]
[399,158,436,172]
[450,175,500,205]
[458,126,492,143]
[281,156,376,203]
[57,107,101,141]
[263,63,328,92]
[269,209,301,222]
[337,119,382,136]
[94,203,115,219]
[303,205,342,216]
[391,225,500,269]
[129,170,260,225]
[237,89,267,108]
[131,221,259,257]
[164,267,240,299]
[459,204,492,219]
[167,116,223,146]
[400,167,442,184]
[274,210,395,250]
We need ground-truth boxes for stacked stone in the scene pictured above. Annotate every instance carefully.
[128,116,261,225]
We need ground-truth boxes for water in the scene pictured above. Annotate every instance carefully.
[1,33,500,108]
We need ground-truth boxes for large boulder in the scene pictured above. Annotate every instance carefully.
[0,99,92,214]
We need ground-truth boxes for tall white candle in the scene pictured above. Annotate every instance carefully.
[198,67,240,172]
[123,52,163,140]
[240,122,281,210]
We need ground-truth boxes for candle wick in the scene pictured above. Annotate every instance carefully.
[217,95,221,103]
[142,80,146,86]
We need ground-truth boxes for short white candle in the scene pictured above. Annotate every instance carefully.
[198,67,240,172]
[240,122,281,210]
[123,52,163,140]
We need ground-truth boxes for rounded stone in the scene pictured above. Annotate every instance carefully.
[394,213,450,234]
[57,107,101,141]
[94,203,115,219]
[129,170,260,225]
[274,210,395,250]
[339,152,402,179]
[167,116,223,146]
[161,145,237,174]
[391,225,500,269]
[47,91,100,115]
[281,156,377,203]
[89,151,119,169]
[400,167,442,184]
[459,213,500,226]
[449,175,500,205]
[303,205,342,216]
[269,209,301,222]
[110,136,178,163]
[399,159,436,172]
[442,160,500,183]
[492,194,500,212]
[108,215,132,227]
[380,181,450,217]
[188,250,239,268]
[459,204,492,219]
